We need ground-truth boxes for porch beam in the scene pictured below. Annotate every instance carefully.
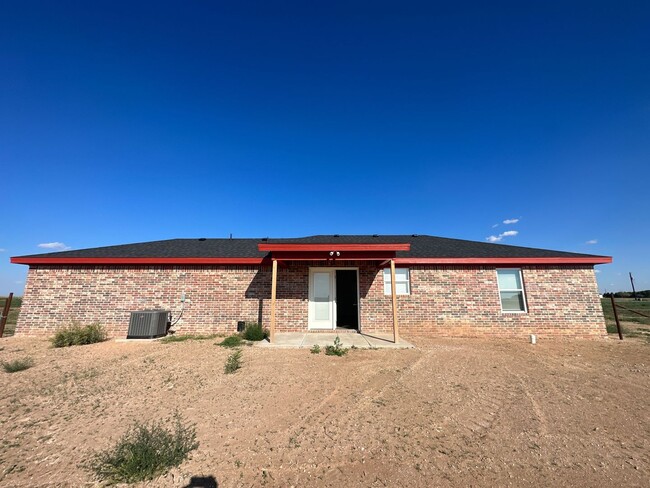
[390,259,400,344]
[269,250,397,262]
[377,259,391,268]
[270,259,278,343]
[259,243,410,252]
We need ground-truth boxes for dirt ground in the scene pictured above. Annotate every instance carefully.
[0,334,648,488]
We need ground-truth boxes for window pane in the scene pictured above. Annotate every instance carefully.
[497,269,521,290]
[383,268,391,282]
[396,282,409,295]
[500,291,525,311]
[313,273,330,299]
[395,268,409,281]
[314,299,330,320]
[384,268,410,295]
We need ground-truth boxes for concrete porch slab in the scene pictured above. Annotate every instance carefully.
[257,332,414,349]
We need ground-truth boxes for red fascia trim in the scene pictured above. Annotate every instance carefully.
[10,257,269,265]
[258,243,410,252]
[393,257,612,265]
[270,250,397,261]
[11,255,612,266]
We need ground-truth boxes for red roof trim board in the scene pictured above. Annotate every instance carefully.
[10,257,270,265]
[393,257,612,265]
[258,243,411,251]
[11,256,612,265]
[270,250,398,261]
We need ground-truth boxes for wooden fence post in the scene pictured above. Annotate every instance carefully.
[0,293,13,338]
[610,295,623,340]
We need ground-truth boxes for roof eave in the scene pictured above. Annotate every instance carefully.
[10,257,270,265]
[11,256,612,266]
[393,257,612,265]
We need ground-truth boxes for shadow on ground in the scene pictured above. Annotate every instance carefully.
[183,475,218,488]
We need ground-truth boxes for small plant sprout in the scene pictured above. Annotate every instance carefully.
[224,349,243,374]
[2,357,34,373]
[86,412,198,484]
[310,344,321,354]
[220,335,245,348]
[324,336,348,356]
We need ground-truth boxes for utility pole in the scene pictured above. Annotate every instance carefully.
[629,272,637,301]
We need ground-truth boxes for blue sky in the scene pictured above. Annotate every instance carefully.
[1,1,648,295]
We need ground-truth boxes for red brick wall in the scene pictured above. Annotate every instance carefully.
[361,265,606,339]
[16,263,606,339]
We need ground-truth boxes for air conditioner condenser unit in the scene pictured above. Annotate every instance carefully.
[127,310,170,339]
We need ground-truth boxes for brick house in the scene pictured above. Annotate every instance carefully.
[11,235,612,340]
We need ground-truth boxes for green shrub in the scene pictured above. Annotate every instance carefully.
[52,322,106,348]
[224,349,243,374]
[310,345,321,354]
[87,413,198,484]
[2,357,34,373]
[219,335,244,348]
[241,322,268,341]
[324,336,348,356]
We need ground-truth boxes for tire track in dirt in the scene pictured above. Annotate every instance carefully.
[349,352,428,414]
[266,351,427,477]
[408,354,512,439]
[284,348,516,485]
[502,363,549,436]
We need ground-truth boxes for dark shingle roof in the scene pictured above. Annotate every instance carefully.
[14,235,607,260]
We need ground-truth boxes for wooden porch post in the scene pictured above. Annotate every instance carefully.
[390,259,399,344]
[269,259,278,343]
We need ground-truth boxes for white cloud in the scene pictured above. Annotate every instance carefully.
[486,229,519,242]
[594,269,601,273]
[585,239,598,245]
[503,218,519,225]
[492,224,499,228]
[38,242,71,251]
[15,280,23,284]
[0,248,5,252]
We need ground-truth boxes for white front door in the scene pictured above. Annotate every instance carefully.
[309,270,334,329]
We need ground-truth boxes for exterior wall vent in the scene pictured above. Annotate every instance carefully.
[127,310,170,339]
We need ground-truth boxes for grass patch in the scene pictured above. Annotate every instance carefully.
[87,413,198,484]
[324,336,348,356]
[2,357,34,373]
[606,323,627,335]
[602,298,650,327]
[0,295,22,307]
[310,344,321,354]
[219,334,245,348]
[1,295,21,337]
[224,349,243,374]
[602,299,650,340]
[241,322,268,341]
[159,334,217,344]
[52,322,106,348]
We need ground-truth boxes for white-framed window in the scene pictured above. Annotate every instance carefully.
[496,268,527,312]
[383,268,410,295]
